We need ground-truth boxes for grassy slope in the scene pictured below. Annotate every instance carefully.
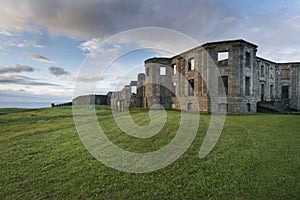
[0,106,299,199]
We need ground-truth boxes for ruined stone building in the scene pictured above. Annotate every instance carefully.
[88,39,300,114]
[73,94,107,106]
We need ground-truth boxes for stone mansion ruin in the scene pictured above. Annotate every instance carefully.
[74,39,300,114]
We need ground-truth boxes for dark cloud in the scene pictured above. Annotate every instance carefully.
[0,0,234,39]
[30,0,143,39]
[0,0,299,61]
[48,66,69,76]
[0,64,34,74]
[27,53,55,63]
[1,0,299,39]
[0,75,59,86]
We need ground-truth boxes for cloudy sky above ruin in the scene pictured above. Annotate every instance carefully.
[0,0,300,107]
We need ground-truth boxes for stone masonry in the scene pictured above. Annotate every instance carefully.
[108,39,300,114]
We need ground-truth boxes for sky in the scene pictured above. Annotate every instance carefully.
[0,0,300,108]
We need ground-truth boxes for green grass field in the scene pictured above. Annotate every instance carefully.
[0,106,299,199]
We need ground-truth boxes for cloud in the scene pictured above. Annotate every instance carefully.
[0,0,143,39]
[79,37,124,59]
[0,0,239,39]
[0,75,59,86]
[0,0,299,39]
[49,66,69,76]
[27,53,55,63]
[75,74,105,82]
[79,38,103,57]
[5,40,43,48]
[79,38,102,53]
[0,26,17,36]
[0,64,34,74]
[109,76,130,87]
[0,0,299,62]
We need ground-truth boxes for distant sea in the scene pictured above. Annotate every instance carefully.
[0,102,52,108]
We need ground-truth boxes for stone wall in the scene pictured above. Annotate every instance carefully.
[165,40,259,114]
[136,73,145,107]
[144,58,173,109]
[104,39,300,114]
[257,58,300,111]
[73,94,108,106]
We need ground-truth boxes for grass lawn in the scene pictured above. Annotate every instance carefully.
[0,106,299,199]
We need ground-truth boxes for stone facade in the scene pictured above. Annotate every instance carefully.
[108,39,300,114]
[73,94,108,106]
[257,58,300,111]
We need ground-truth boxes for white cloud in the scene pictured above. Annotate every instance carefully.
[5,39,43,48]
[79,38,102,53]
[79,37,131,61]
[75,74,105,82]
[0,26,17,36]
